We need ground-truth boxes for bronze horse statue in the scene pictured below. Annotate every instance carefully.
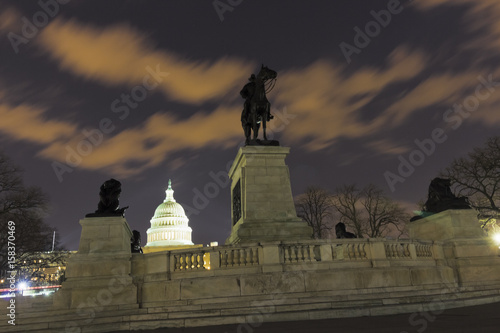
[240,65,277,145]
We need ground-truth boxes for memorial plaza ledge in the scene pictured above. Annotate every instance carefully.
[2,146,500,332]
[2,211,500,333]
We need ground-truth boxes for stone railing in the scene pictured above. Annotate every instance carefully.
[415,242,433,258]
[167,246,260,272]
[385,242,411,259]
[278,239,436,264]
[172,250,207,270]
[138,238,441,276]
[341,242,368,260]
[219,246,259,267]
[282,244,317,263]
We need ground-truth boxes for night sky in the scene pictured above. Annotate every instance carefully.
[1,0,500,250]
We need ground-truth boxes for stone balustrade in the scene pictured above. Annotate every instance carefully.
[173,250,206,270]
[136,238,442,277]
[219,246,259,267]
[5,211,500,333]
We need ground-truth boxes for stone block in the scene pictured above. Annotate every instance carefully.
[68,284,137,309]
[447,239,499,258]
[304,271,364,292]
[226,146,313,244]
[78,217,133,254]
[319,244,333,261]
[141,282,166,302]
[410,267,455,286]
[180,276,241,299]
[368,241,387,260]
[241,272,305,295]
[361,268,411,289]
[409,210,486,241]
[140,252,168,275]
[456,262,500,285]
[261,244,281,264]
[65,255,131,278]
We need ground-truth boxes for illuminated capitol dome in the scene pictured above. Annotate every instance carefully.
[145,180,194,248]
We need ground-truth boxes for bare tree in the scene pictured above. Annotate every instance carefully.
[295,186,334,239]
[0,151,59,280]
[330,184,363,237]
[16,250,71,286]
[440,136,500,229]
[332,184,409,238]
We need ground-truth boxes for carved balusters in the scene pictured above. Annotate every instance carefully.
[403,244,410,258]
[192,253,200,269]
[252,247,259,265]
[344,244,355,259]
[246,248,252,265]
[185,253,192,269]
[175,254,181,270]
[416,243,432,258]
[173,251,209,271]
[385,244,394,258]
[220,250,228,267]
[236,249,242,265]
[284,246,291,263]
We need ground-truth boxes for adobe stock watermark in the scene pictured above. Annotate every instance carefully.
[183,106,296,218]
[8,0,71,54]
[51,65,169,182]
[213,0,244,22]
[384,74,500,192]
[339,0,407,64]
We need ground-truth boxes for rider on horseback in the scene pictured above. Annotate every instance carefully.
[240,74,256,127]
[240,67,277,145]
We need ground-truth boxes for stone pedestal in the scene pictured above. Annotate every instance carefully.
[409,210,485,241]
[54,217,138,309]
[409,210,500,287]
[226,146,312,244]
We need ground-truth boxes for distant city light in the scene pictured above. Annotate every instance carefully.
[18,282,28,291]
[493,233,500,248]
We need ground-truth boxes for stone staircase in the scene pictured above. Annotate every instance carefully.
[3,283,500,333]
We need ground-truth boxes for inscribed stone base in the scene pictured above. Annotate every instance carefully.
[226,146,312,244]
[409,209,485,241]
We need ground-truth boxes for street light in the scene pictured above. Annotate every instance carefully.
[492,233,500,249]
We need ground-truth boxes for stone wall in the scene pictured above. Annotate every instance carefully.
[3,211,500,332]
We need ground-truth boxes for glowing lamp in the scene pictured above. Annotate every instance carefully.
[18,282,28,291]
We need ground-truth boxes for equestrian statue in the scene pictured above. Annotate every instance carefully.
[240,65,278,145]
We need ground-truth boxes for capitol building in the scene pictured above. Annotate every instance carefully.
[143,180,199,253]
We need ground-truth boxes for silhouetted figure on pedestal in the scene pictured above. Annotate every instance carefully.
[240,65,278,146]
[411,177,471,221]
[335,222,357,239]
[86,178,129,217]
[131,230,143,253]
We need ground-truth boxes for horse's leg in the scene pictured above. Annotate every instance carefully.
[262,116,267,141]
[252,112,259,140]
[262,104,270,140]
[244,124,251,144]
